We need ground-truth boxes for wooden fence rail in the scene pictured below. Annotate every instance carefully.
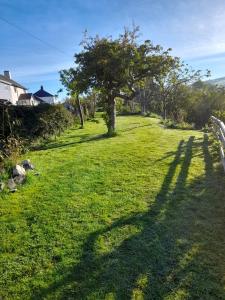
[211,115,225,171]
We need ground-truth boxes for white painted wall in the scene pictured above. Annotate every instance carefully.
[0,81,26,105]
[17,95,40,106]
[32,98,40,106]
[39,96,56,104]
[0,81,11,101]
[30,96,39,106]
[10,86,26,105]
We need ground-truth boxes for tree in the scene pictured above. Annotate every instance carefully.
[186,81,225,127]
[153,60,210,120]
[60,27,174,135]
[82,90,98,119]
[135,77,159,115]
[60,72,85,128]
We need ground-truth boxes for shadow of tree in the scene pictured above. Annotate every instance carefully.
[32,134,225,299]
[120,123,152,133]
[32,123,153,151]
[33,134,109,151]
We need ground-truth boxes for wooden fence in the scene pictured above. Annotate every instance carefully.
[211,116,225,171]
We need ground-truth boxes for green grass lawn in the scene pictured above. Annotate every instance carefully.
[0,116,225,299]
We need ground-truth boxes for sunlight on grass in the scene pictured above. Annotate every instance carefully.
[132,288,144,300]
[0,116,225,299]
[179,243,200,269]
[94,224,141,255]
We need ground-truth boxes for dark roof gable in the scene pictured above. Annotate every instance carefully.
[34,85,53,97]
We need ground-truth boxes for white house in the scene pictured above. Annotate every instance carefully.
[34,86,56,104]
[0,71,56,106]
[0,71,27,105]
[17,93,44,106]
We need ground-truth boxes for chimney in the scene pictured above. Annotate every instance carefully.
[4,71,11,79]
[41,85,43,90]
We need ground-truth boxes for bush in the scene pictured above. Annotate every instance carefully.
[212,110,225,123]
[0,136,26,174]
[162,119,195,130]
[118,103,141,115]
[0,104,75,140]
[35,105,75,139]
[0,104,76,172]
[145,112,161,119]
[0,136,26,159]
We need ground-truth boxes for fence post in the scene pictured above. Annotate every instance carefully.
[210,116,225,172]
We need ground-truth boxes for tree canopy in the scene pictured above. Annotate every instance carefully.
[60,27,175,135]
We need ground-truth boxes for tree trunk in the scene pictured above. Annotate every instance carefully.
[91,94,96,119]
[163,99,167,120]
[83,103,89,119]
[106,97,116,136]
[140,90,146,115]
[141,97,146,115]
[76,95,84,128]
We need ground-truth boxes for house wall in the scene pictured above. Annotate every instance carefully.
[31,96,39,106]
[10,86,26,105]
[17,99,30,106]
[17,96,40,106]
[0,81,26,105]
[0,81,11,101]
[39,96,55,104]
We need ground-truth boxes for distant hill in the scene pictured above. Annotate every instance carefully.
[206,77,225,87]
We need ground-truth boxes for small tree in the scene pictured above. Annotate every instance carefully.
[60,72,85,128]
[153,59,210,120]
[135,77,158,115]
[60,27,174,135]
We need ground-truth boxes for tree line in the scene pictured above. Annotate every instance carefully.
[60,26,225,133]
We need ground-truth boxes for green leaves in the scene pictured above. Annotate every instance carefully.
[60,27,175,133]
[61,27,174,97]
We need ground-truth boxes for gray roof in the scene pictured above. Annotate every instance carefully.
[0,74,27,90]
[18,93,32,100]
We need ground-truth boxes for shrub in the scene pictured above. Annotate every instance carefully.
[0,136,26,159]
[35,105,74,139]
[212,110,225,123]
[89,118,100,123]
[0,104,75,140]
[145,112,161,119]
[118,103,141,115]
[162,119,194,130]
[0,136,26,174]
[0,104,76,172]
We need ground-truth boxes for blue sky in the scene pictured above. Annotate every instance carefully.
[1,0,225,100]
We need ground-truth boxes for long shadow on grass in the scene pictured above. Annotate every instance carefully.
[155,137,203,163]
[33,133,109,151]
[120,123,152,132]
[33,134,225,299]
[33,124,153,151]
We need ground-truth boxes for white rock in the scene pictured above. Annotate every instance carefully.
[8,178,16,190]
[0,182,5,192]
[13,165,26,177]
[14,175,26,184]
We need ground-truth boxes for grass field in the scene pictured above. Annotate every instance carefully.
[0,116,225,299]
